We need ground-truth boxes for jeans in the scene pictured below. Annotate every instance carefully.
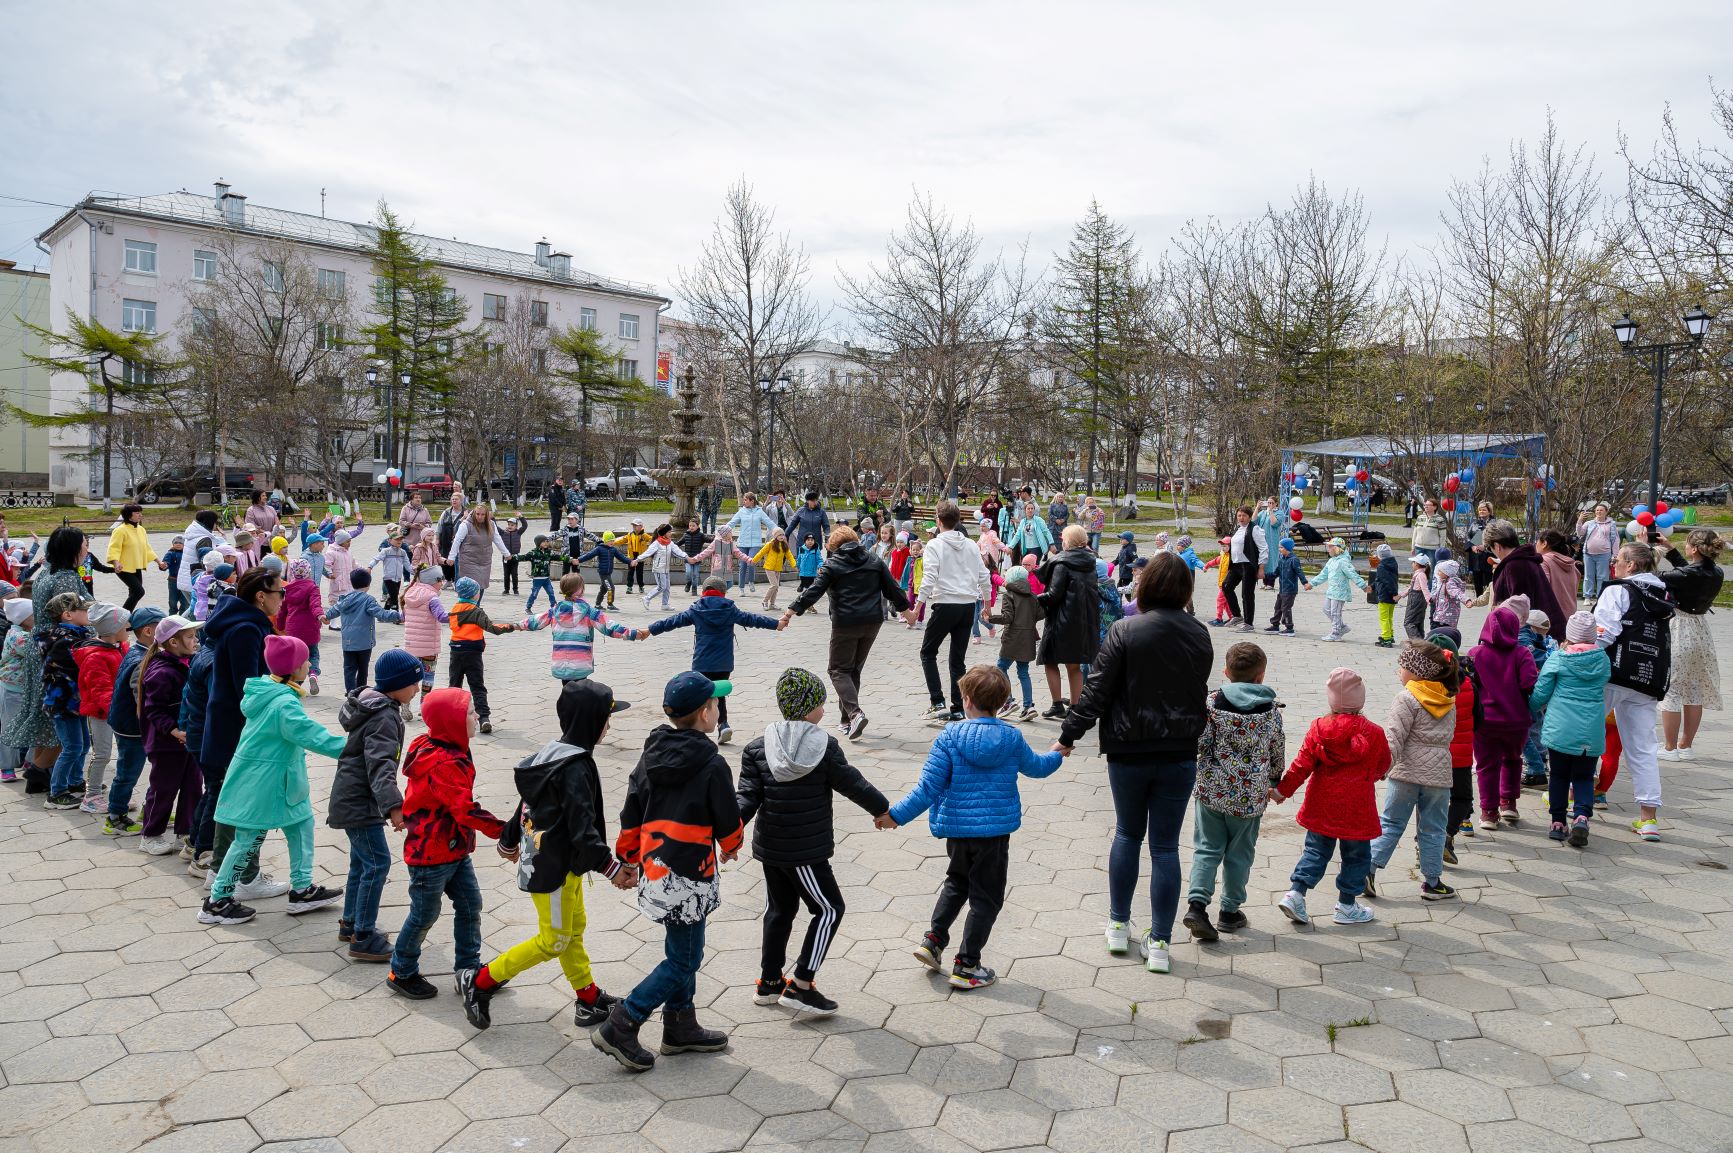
[1106,758,1197,942]
[928,836,1010,968]
[213,817,314,901]
[920,602,975,710]
[526,578,556,614]
[1187,803,1261,913]
[684,562,700,594]
[308,640,322,677]
[738,561,758,591]
[1369,779,1450,884]
[1290,830,1372,902]
[996,658,1033,709]
[1548,750,1597,823]
[49,713,89,796]
[1087,532,1101,553]
[391,858,484,978]
[343,825,393,935]
[827,621,881,723]
[343,649,372,695]
[167,584,188,617]
[1583,552,1612,600]
[1523,716,1547,776]
[623,918,707,1024]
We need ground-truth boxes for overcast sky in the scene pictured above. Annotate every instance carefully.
[3,2,1727,330]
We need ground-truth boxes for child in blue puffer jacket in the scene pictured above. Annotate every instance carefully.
[883,665,1063,991]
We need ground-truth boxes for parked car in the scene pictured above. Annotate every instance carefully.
[584,467,664,498]
[404,473,457,498]
[131,467,256,505]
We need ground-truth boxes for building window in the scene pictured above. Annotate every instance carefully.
[123,240,157,274]
[427,440,446,464]
[318,268,346,298]
[193,250,217,281]
[121,359,154,386]
[189,306,217,334]
[373,433,388,460]
[531,349,548,374]
[317,323,343,351]
[618,358,639,380]
[328,433,347,456]
[374,276,391,305]
[579,307,597,332]
[483,293,507,321]
[263,261,284,292]
[618,313,640,340]
[530,300,549,327]
[121,299,156,333]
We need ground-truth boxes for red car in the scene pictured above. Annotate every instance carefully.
[404,473,457,499]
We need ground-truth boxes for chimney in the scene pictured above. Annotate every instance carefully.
[213,179,230,200]
[550,251,571,279]
[218,187,246,227]
[534,239,551,267]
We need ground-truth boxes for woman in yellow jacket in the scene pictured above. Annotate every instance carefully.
[752,528,797,610]
[622,519,653,596]
[106,502,165,612]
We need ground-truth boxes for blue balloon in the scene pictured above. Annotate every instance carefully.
[1662,510,1684,527]
[1545,477,1556,491]
[1345,478,1357,491]
[1460,468,1475,484]
[1633,504,1649,517]
[1295,476,1309,490]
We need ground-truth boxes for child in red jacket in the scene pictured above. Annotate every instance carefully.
[1271,667,1391,927]
[386,687,506,1001]
[72,603,130,815]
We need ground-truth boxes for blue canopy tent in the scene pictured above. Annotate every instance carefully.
[1280,432,1548,539]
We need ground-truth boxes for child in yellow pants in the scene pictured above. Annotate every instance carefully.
[456,679,634,1031]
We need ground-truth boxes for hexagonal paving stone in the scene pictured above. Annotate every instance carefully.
[80,1050,205,1104]
[1626,1100,1733,1153]
[358,1049,476,1105]
[1391,1067,1513,1123]
[974,1011,1079,1060]
[729,1063,846,1117]
[1006,1054,1119,1111]
[884,999,985,1047]
[1044,1105,1155,1153]
[164,1069,290,1125]
[342,1099,467,1153]
[815,1030,920,1079]
[1344,1099,1470,1153]
[1281,1051,1395,1105]
[2,1032,125,1083]
[1163,1124,1287,1153]
[545,1081,663,1136]
[134,1118,265,1153]
[1174,1037,1282,1090]
[640,1093,764,1153]
[1228,1084,1347,1146]
[1504,1083,1639,1144]
[27,1100,174,1153]
[1116,1069,1227,1131]
[441,1115,569,1153]
[446,1063,568,1120]
[907,1042,1017,1093]
[1610,992,1727,1041]
[935,1087,1054,1150]
[831,1074,947,1133]
[247,1083,375,1141]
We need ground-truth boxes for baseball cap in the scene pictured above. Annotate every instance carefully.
[663,670,731,717]
[154,615,203,646]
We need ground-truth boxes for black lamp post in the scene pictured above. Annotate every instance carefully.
[1611,306,1712,510]
[757,372,792,494]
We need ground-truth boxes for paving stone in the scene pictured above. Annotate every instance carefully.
[1163,1124,1287,1153]
[442,1116,568,1153]
[935,1087,1054,1149]
[1116,1069,1227,1130]
[28,1101,174,1153]
[1345,1099,1472,1153]
[2,1032,124,1083]
[1507,1084,1641,1144]
[1043,1105,1158,1153]
[730,1063,847,1117]
[1392,1067,1514,1123]
[641,1094,765,1153]
[815,1030,919,1079]
[80,1050,206,1103]
[1465,1120,1593,1153]
[1174,1037,1283,1090]
[165,1069,291,1125]
[246,1084,374,1141]
[446,1063,568,1120]
[1228,1083,1347,1145]
[341,1099,467,1153]
[1006,1054,1118,1111]
[1436,1037,1552,1087]
[135,1119,264,1153]
[1624,1101,1733,1153]
[1282,1051,1395,1104]
[831,1075,946,1132]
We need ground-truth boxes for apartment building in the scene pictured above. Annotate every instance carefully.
[0,260,52,488]
[35,181,669,498]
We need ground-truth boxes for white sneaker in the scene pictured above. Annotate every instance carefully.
[1678,748,1697,761]
[139,833,179,856]
[1318,633,1339,642]
[178,837,194,861]
[1139,933,1171,974]
[1278,890,1310,925]
[1333,901,1377,925]
[1104,921,1130,955]
[1658,747,1681,762]
[717,725,733,746]
[79,792,108,815]
[921,704,951,720]
[233,873,292,901]
[307,676,320,697]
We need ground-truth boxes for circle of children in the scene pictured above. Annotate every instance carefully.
[0,480,1720,1075]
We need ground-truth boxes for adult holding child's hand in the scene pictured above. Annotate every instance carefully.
[1056,552,1212,976]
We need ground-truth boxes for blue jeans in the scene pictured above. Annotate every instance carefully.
[1548,750,1597,823]
[49,713,89,796]
[684,562,700,593]
[1106,759,1197,942]
[1583,552,1611,599]
[996,658,1033,708]
[106,735,148,817]
[1369,780,1450,885]
[1291,830,1373,902]
[167,584,188,617]
[623,918,706,1024]
[343,825,392,935]
[1087,532,1101,552]
[526,578,556,613]
[342,649,371,695]
[390,858,483,978]
[1523,716,1547,776]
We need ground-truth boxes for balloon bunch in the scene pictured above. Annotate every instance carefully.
[1632,502,1686,531]
[374,467,404,487]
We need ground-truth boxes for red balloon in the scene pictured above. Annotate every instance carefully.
[1637,511,1655,526]
[1290,509,1303,522]
[1355,469,1369,483]
[1440,498,1455,512]
[1655,500,1670,515]
[1444,476,1460,493]
[1533,478,1545,490]
[388,476,401,486]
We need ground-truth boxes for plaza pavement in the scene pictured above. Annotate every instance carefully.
[2,529,1732,1153]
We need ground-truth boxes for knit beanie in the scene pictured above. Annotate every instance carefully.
[1399,643,1450,683]
[264,634,309,677]
[260,555,285,577]
[374,648,424,694]
[1435,546,1453,565]
[417,567,442,586]
[1175,535,1192,551]
[775,667,827,721]
[1376,543,1393,559]
[1436,560,1460,579]
[212,564,236,581]
[1527,610,1551,633]
[455,577,482,603]
[0,582,15,600]
[1502,594,1531,623]
[1279,538,1295,552]
[87,602,129,637]
[1427,629,1461,653]
[1565,611,1597,645]
[3,599,32,626]
[1325,667,1366,714]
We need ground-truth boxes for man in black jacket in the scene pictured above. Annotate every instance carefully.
[781,526,912,740]
[462,679,627,1031]
[738,668,889,1015]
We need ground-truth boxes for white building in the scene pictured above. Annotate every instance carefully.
[0,260,52,488]
[36,181,669,498]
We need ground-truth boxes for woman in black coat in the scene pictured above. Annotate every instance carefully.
[1035,527,1100,719]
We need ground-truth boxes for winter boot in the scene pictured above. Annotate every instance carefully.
[659,1006,729,1054]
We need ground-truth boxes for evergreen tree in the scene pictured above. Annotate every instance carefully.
[550,323,655,482]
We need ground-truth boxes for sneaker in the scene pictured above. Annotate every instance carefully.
[233,874,291,901]
[593,1003,656,1071]
[44,791,79,810]
[478,719,493,734]
[187,852,212,879]
[1501,807,1520,825]
[997,699,1017,718]
[921,704,951,721]
[1657,747,1681,762]
[1333,901,1376,925]
[1594,792,1608,809]
[912,934,944,972]
[1281,629,1296,636]
[337,920,354,943]
[347,931,392,963]
[1182,902,1219,942]
[717,725,732,745]
[1338,624,1351,636]
[139,833,179,856]
[1040,701,1068,720]
[1361,869,1378,898]
[178,837,194,861]
[1631,818,1661,842]
[779,982,838,1016]
[1104,921,1130,955]
[1420,881,1457,901]
[455,967,493,1029]
[573,988,620,1028]
[103,814,143,837]
[1568,816,1590,847]
[1460,817,1475,835]
[947,710,965,723]
[1263,625,1281,633]
[1523,772,1548,786]
[1478,811,1501,831]
[1278,891,1310,925]
[1019,706,1039,722]
[306,675,320,697]
[387,972,437,1000]
[1678,748,1697,762]
[1442,837,1458,866]
[198,897,256,925]
[1318,633,1339,642]
[1216,909,1249,933]
[1139,933,1171,974]
[1548,821,1567,841]
[949,961,997,990]
[753,976,786,1006]
[847,713,869,741]
[78,791,107,814]
[286,884,342,915]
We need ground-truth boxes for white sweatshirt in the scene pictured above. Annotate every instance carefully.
[917,530,992,605]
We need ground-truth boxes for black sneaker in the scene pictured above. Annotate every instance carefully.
[198,896,256,925]
[778,982,838,1016]
[1442,837,1458,866]
[456,967,493,1029]
[1040,702,1068,720]
[1215,909,1248,933]
[1567,816,1590,848]
[1361,869,1378,899]
[286,885,342,915]
[912,934,944,972]
[753,976,786,1006]
[347,931,392,963]
[44,791,79,810]
[1263,625,1281,633]
[593,1003,655,1071]
[1182,901,1219,943]
[573,988,619,1028]
[388,971,437,1000]
[337,919,354,943]
[1420,881,1458,901]
[949,961,997,990]
[479,719,493,734]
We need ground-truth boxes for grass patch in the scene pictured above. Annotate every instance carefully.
[1326,1016,1373,1045]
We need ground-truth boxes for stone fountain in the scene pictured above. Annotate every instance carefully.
[652,364,720,527]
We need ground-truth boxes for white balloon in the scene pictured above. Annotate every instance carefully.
[1293,461,1310,477]
[1289,497,1304,511]
[376,474,387,484]
[1627,519,1644,538]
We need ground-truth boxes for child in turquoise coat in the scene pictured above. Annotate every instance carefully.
[1306,538,1367,643]
[202,634,347,926]
[1529,612,1611,847]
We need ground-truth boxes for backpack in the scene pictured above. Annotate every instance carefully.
[1604,579,1674,699]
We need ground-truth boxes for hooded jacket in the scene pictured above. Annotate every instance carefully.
[1492,543,1565,633]
[213,676,347,831]
[1036,547,1102,665]
[1275,712,1391,841]
[1372,555,1400,604]
[989,575,1044,664]
[179,643,215,760]
[200,595,274,772]
[787,539,910,626]
[140,649,196,774]
[73,638,124,720]
[328,688,407,829]
[400,688,505,865]
[737,721,888,866]
[1383,681,1455,789]
[1467,607,1539,730]
[1530,645,1611,756]
[917,530,992,606]
[38,621,88,718]
[1059,606,1212,757]
[107,641,149,737]
[276,577,324,650]
[324,589,402,651]
[1194,682,1286,819]
[1449,667,1477,767]
[1540,550,1581,626]
[497,679,618,889]
[615,725,745,924]
[647,593,780,672]
[887,717,1063,838]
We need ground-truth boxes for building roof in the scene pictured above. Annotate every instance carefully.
[39,190,668,305]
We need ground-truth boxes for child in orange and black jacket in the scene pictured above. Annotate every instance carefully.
[592,671,744,1074]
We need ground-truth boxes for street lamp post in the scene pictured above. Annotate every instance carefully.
[1611,306,1712,510]
[757,372,792,494]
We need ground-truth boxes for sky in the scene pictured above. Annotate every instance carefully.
[3,2,1728,331]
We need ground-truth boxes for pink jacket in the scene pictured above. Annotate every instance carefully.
[401,581,449,657]
[276,578,324,649]
[325,546,355,602]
